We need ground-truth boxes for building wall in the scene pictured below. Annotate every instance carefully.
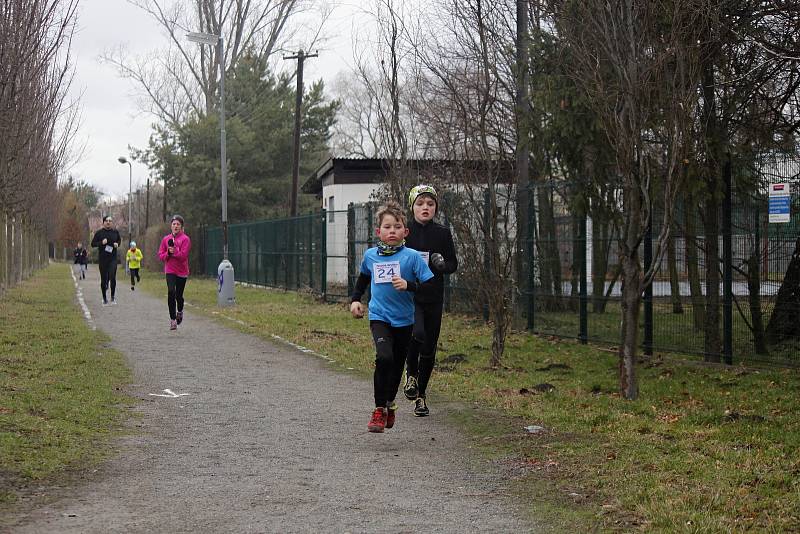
[323,182,382,285]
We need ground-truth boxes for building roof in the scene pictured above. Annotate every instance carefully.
[301,157,514,195]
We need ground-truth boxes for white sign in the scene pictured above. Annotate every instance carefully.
[149,389,190,398]
[104,245,114,253]
[373,261,400,283]
[769,182,791,224]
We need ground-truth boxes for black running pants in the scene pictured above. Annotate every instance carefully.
[99,259,118,300]
[406,300,443,398]
[130,268,140,286]
[166,273,188,320]
[370,321,413,408]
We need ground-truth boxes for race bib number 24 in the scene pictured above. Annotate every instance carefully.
[374,261,401,283]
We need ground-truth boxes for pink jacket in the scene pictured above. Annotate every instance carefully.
[158,231,191,277]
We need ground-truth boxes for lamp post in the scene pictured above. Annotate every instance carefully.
[187,30,234,306]
[117,156,132,241]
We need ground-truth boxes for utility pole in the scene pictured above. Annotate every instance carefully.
[162,176,167,223]
[187,30,235,306]
[284,49,318,217]
[515,0,532,329]
[145,177,150,230]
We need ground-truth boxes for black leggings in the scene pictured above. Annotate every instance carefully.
[99,259,118,300]
[370,321,413,408]
[130,268,140,286]
[406,300,443,398]
[166,274,187,320]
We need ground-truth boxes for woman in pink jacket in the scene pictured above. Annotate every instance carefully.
[158,214,192,330]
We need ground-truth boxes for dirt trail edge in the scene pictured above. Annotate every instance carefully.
[9,268,537,533]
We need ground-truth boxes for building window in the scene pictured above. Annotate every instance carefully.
[328,196,335,222]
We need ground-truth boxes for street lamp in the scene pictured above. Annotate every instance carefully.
[187,30,234,306]
[118,156,132,240]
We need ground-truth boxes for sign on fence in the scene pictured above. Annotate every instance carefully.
[768,182,791,224]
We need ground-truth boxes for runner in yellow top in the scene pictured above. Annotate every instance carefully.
[126,241,144,291]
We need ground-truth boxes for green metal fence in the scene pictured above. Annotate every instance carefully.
[339,169,800,368]
[204,212,328,294]
[202,156,800,368]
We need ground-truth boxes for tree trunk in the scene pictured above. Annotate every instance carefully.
[746,252,768,354]
[490,318,507,368]
[684,190,705,329]
[514,0,530,309]
[13,215,22,284]
[489,283,511,368]
[667,233,683,313]
[700,53,722,363]
[0,212,6,294]
[536,185,562,310]
[765,238,800,344]
[618,255,641,400]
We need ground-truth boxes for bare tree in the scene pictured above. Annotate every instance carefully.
[692,2,800,360]
[102,0,326,125]
[405,0,520,367]
[0,0,80,286]
[557,0,705,399]
[341,0,427,200]
[329,72,382,158]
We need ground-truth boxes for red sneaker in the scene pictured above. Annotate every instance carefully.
[367,407,387,433]
[386,402,398,429]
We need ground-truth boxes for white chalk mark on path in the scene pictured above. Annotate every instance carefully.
[149,389,190,398]
[69,263,95,330]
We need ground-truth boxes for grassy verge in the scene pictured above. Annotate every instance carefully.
[138,272,800,532]
[0,263,133,509]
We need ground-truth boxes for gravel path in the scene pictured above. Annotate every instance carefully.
[9,266,536,533]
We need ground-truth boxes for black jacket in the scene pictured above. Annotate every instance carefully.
[73,247,88,265]
[405,219,458,303]
[90,228,122,263]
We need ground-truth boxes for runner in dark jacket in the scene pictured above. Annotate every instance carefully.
[73,243,88,279]
[402,185,458,416]
[90,215,121,305]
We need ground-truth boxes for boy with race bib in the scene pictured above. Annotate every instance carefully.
[350,201,435,433]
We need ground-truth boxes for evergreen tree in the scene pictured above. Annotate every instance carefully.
[138,54,339,227]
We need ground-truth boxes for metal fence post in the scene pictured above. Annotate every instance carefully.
[723,155,733,364]
[320,210,327,300]
[366,204,374,247]
[294,218,301,289]
[305,215,311,288]
[347,204,355,298]
[443,211,452,313]
[483,188,491,322]
[644,217,653,356]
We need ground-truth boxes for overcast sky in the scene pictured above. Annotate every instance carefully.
[68,0,362,200]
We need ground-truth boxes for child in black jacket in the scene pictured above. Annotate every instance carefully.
[403,185,458,416]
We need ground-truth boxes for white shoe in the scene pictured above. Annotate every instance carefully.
[111,298,117,305]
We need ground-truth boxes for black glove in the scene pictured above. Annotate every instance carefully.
[430,252,445,270]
